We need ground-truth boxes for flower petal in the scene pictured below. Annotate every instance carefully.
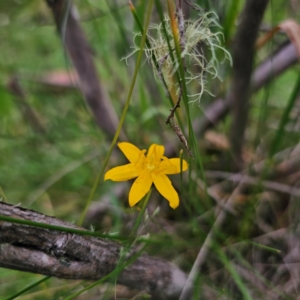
[118,142,142,163]
[153,174,179,209]
[158,158,188,174]
[147,144,164,161]
[129,172,153,207]
[104,164,140,182]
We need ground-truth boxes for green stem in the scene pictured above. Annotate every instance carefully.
[63,245,147,300]
[0,215,126,241]
[5,276,51,300]
[131,188,152,237]
[78,0,154,226]
[166,0,208,207]
[269,74,300,157]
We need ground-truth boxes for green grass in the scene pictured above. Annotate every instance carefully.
[1,0,300,299]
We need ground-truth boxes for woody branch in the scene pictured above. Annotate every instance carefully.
[0,202,186,299]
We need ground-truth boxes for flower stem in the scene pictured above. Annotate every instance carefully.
[78,0,154,226]
[131,188,152,237]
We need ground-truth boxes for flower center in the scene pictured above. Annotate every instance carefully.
[146,162,155,171]
[146,155,158,172]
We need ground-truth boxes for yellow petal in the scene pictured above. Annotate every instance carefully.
[129,173,153,207]
[118,142,142,163]
[153,174,179,209]
[158,158,188,174]
[147,144,164,161]
[104,164,140,182]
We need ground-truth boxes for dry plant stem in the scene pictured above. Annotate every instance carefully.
[183,0,200,11]
[169,117,193,157]
[179,182,243,300]
[176,5,186,53]
[242,143,300,180]
[166,87,183,124]
[165,4,193,157]
[7,76,46,134]
[46,0,121,139]
[253,42,299,91]
[270,155,300,180]
[164,3,185,123]
[0,202,187,299]
[229,0,269,165]
[193,172,238,215]
[205,170,300,197]
[158,53,172,96]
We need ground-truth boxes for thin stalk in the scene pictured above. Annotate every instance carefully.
[154,0,185,130]
[131,188,152,237]
[166,0,208,205]
[269,74,300,157]
[5,276,51,300]
[111,189,152,292]
[62,245,147,300]
[214,246,252,300]
[78,0,154,226]
[0,215,126,241]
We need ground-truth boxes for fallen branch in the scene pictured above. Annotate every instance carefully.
[0,202,186,299]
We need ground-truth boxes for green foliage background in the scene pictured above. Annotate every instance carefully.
[1,0,300,299]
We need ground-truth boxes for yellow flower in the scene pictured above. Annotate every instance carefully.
[104,142,188,209]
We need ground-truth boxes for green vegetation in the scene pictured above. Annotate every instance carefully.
[1,0,300,299]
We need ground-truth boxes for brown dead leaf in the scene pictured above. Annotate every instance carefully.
[38,70,79,88]
[256,19,300,61]
[204,130,230,150]
[279,20,300,59]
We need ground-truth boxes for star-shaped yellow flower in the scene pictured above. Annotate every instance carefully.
[104,142,188,209]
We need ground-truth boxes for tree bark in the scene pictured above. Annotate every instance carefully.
[0,202,186,299]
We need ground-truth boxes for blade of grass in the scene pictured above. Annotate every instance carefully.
[5,276,51,300]
[214,246,252,300]
[105,0,130,49]
[155,0,205,213]
[0,215,126,241]
[130,188,152,237]
[62,244,147,300]
[269,74,300,157]
[165,0,209,207]
[111,189,152,294]
[227,244,291,299]
[253,87,271,149]
[223,0,242,43]
[78,0,154,226]
[129,1,174,107]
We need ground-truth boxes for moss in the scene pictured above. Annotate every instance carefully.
[126,9,231,103]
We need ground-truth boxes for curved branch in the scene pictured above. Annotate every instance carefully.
[0,202,186,298]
